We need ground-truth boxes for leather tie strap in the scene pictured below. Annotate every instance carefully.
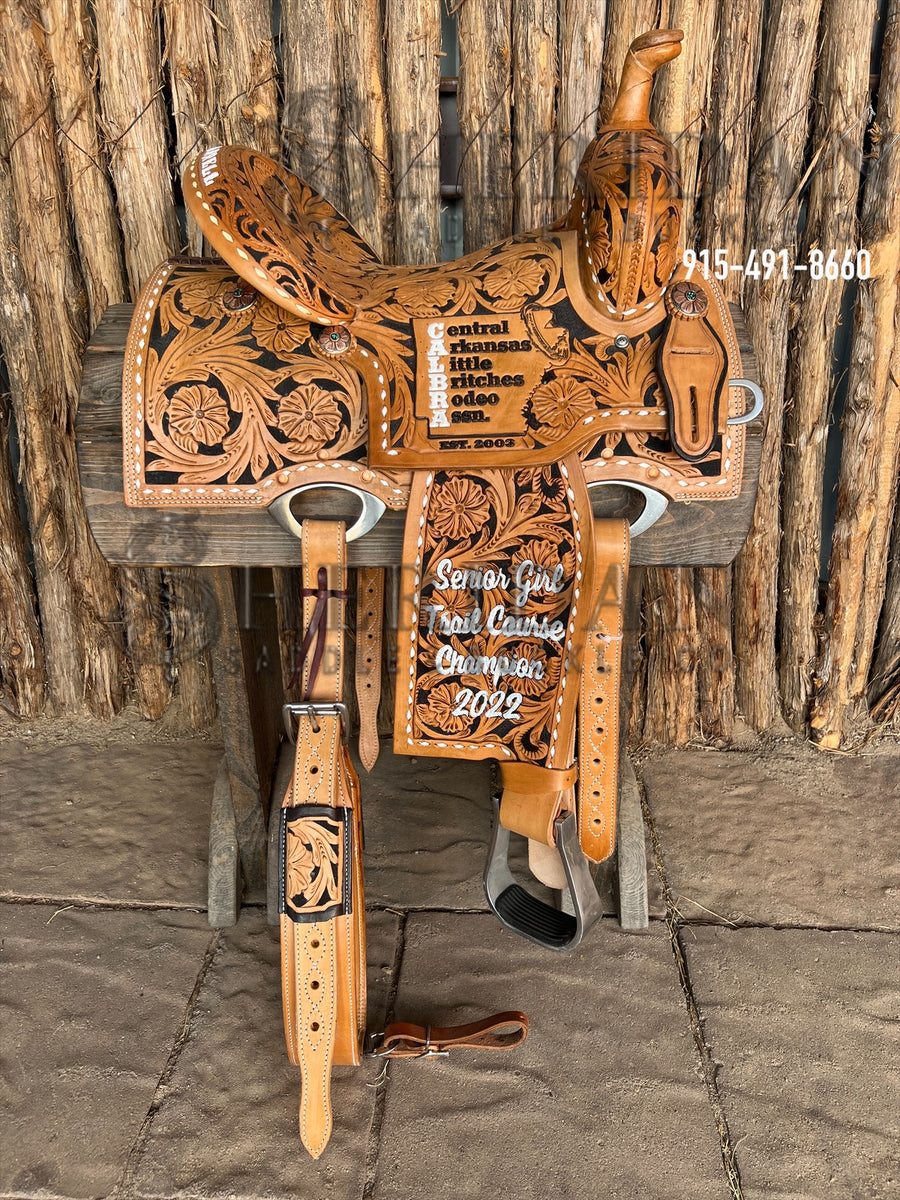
[371,1011,529,1058]
[281,520,366,1159]
[355,567,384,771]
[579,518,631,862]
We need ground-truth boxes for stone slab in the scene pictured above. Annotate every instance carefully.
[0,903,213,1198]
[129,910,400,1198]
[373,912,726,1200]
[683,926,899,1200]
[361,747,663,919]
[640,743,900,927]
[360,751,494,911]
[0,742,221,908]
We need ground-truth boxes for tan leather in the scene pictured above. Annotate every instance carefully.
[608,30,683,127]
[394,457,595,769]
[281,520,365,1158]
[355,567,384,771]
[499,764,577,846]
[151,36,745,497]
[579,519,631,862]
[658,288,728,462]
[300,520,347,704]
[117,26,756,1157]
[375,1012,528,1058]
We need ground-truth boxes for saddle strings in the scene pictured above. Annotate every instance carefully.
[288,565,349,698]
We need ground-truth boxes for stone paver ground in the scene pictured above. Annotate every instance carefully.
[1,729,897,1199]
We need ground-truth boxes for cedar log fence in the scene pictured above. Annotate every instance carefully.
[0,0,897,749]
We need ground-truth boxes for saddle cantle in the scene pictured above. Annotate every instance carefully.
[119,27,762,1157]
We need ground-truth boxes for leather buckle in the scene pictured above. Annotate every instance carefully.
[366,1030,450,1060]
[282,702,349,744]
[483,796,602,951]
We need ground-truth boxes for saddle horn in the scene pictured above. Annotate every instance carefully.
[566,28,683,317]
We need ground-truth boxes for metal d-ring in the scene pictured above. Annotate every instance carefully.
[268,483,386,542]
[587,479,669,537]
[727,378,765,425]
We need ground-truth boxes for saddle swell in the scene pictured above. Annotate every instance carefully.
[117,27,761,1158]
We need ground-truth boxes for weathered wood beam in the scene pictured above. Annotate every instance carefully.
[734,0,823,731]
[281,0,344,203]
[651,0,716,247]
[779,0,877,730]
[511,0,557,231]
[810,0,900,746]
[0,0,125,718]
[336,0,394,261]
[0,395,46,718]
[162,0,223,253]
[385,0,442,263]
[554,0,605,211]
[40,0,127,331]
[457,0,514,248]
[213,0,279,156]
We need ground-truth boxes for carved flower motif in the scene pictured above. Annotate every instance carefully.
[585,210,612,270]
[253,305,311,353]
[426,588,474,627]
[509,538,574,605]
[420,682,471,735]
[483,258,546,305]
[515,464,563,501]
[278,386,344,455]
[392,277,459,315]
[166,385,230,452]
[530,378,595,435]
[429,477,492,543]
[285,818,341,910]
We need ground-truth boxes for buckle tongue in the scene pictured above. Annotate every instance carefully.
[282,702,349,743]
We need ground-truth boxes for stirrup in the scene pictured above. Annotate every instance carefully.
[483,797,602,951]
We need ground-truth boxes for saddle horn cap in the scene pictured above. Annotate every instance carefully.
[566,28,683,316]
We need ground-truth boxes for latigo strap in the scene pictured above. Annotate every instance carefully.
[281,520,530,1157]
[280,520,365,1158]
[355,566,384,772]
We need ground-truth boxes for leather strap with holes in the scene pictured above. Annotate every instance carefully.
[355,567,384,771]
[280,520,366,1158]
[578,519,630,862]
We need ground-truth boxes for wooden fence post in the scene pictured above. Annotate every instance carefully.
[779,0,877,731]
[511,0,557,231]
[0,394,45,717]
[734,0,824,732]
[0,1,126,718]
[554,0,605,210]
[385,0,442,263]
[810,0,900,746]
[458,0,514,248]
[213,0,279,155]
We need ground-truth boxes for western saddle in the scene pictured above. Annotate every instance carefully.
[113,29,762,1156]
